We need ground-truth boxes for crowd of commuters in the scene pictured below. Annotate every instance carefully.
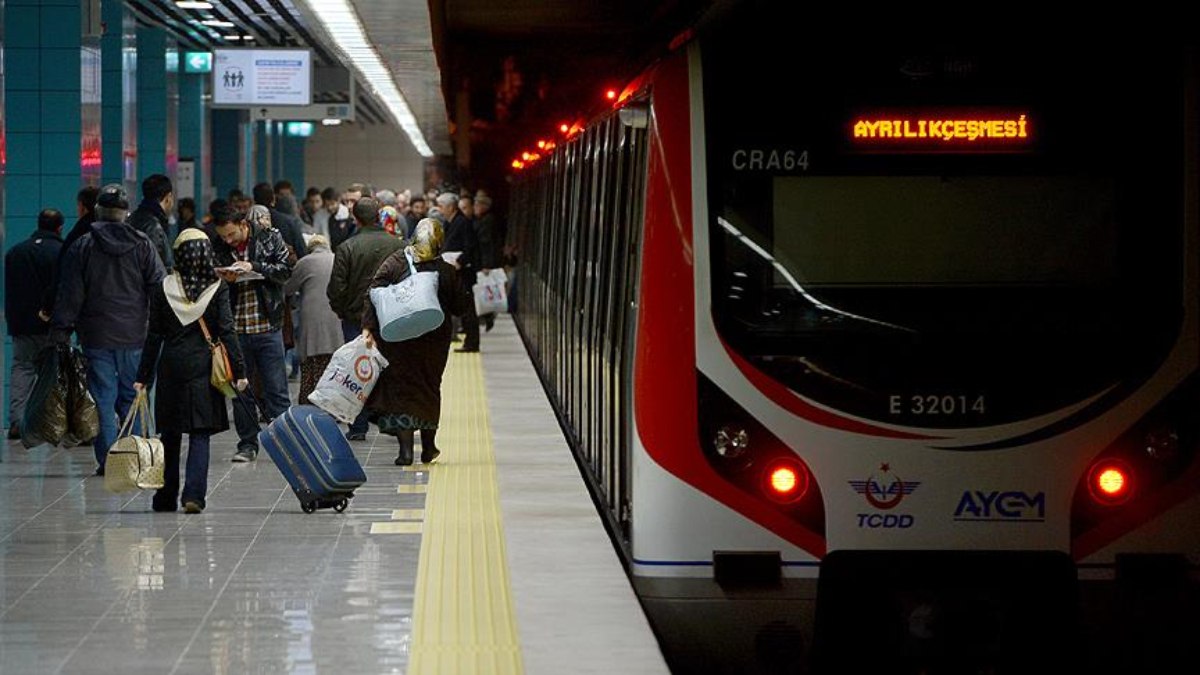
[5,174,511,513]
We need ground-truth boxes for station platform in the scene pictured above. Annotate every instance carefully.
[0,316,669,675]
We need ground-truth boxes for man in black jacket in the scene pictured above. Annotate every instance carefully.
[326,197,404,441]
[41,186,98,325]
[5,209,65,440]
[253,182,307,261]
[128,173,174,271]
[212,203,294,462]
[52,185,166,475]
[439,192,481,352]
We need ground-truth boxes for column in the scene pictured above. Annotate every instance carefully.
[2,0,82,428]
[136,26,166,179]
[210,108,241,198]
[178,71,206,204]
[101,0,135,190]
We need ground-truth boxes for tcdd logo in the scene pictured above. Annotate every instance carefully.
[954,491,1045,522]
[849,462,920,510]
[354,355,374,383]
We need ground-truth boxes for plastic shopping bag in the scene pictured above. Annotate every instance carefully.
[474,268,509,316]
[21,345,70,448]
[307,335,390,424]
[65,346,100,444]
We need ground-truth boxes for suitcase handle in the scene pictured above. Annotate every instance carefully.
[233,390,264,432]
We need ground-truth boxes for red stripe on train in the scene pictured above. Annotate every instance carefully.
[632,50,825,557]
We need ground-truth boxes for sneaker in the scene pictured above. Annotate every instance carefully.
[395,448,414,466]
[484,314,495,332]
[421,447,441,464]
[94,466,105,477]
[183,501,203,514]
[231,448,257,463]
[346,432,367,442]
[152,498,177,513]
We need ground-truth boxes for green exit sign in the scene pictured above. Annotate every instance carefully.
[184,52,212,74]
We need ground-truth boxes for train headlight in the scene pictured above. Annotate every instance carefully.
[763,460,809,504]
[1087,459,1134,506]
[1144,427,1180,461]
[714,426,749,459]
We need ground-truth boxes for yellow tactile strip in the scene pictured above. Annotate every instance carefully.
[408,351,524,675]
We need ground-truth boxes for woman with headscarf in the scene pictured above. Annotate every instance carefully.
[135,229,247,513]
[362,218,466,465]
[283,235,345,405]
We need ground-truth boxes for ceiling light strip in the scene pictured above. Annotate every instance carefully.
[303,0,434,157]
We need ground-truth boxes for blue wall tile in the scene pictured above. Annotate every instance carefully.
[5,91,42,133]
[7,133,42,177]
[6,6,39,49]
[5,176,43,219]
[41,133,79,175]
[39,175,81,217]
[6,48,40,96]
[40,91,82,133]
[41,4,80,51]
[39,49,80,92]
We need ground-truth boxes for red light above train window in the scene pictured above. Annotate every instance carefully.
[850,111,1031,153]
[606,89,618,101]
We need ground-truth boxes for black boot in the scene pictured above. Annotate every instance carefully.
[395,431,414,466]
[420,429,441,464]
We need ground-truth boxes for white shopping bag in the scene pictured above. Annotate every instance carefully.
[307,335,390,424]
[474,268,509,315]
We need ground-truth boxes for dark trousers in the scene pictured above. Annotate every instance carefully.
[341,320,370,435]
[154,432,211,509]
[459,269,480,350]
[233,330,290,451]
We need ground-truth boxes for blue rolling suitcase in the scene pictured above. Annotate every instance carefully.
[258,405,367,513]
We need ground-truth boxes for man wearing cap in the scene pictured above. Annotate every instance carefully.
[52,184,167,476]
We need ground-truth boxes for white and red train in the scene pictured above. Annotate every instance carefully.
[509,13,1199,673]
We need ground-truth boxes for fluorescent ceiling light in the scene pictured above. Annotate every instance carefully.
[175,1,214,8]
[302,0,433,157]
[200,19,235,27]
[322,118,343,126]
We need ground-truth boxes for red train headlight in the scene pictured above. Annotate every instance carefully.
[763,460,809,504]
[1088,459,1134,506]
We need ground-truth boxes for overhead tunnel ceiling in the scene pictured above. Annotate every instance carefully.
[128,0,714,181]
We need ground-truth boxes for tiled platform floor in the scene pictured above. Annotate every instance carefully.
[0,315,668,675]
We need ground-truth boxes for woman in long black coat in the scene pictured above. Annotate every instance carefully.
[362,217,465,466]
[136,229,247,513]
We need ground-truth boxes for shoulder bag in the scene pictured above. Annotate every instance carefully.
[369,250,444,342]
[199,316,237,399]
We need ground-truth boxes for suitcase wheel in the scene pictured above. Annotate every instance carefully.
[301,500,318,514]
[334,498,349,513]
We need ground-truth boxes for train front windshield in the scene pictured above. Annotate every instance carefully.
[702,42,1185,428]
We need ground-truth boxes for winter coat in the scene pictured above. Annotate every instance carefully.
[443,212,480,272]
[128,199,173,271]
[211,222,293,332]
[283,245,344,359]
[5,228,63,336]
[327,224,405,325]
[137,282,245,434]
[362,252,466,424]
[52,221,166,349]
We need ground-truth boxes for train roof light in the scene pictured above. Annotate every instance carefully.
[763,460,808,504]
[1088,460,1134,506]
[559,123,570,134]
[606,89,618,101]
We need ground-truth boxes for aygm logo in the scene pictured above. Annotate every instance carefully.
[954,491,1045,522]
[354,355,374,383]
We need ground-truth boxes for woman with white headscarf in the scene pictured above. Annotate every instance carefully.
[135,229,247,513]
[361,218,466,466]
